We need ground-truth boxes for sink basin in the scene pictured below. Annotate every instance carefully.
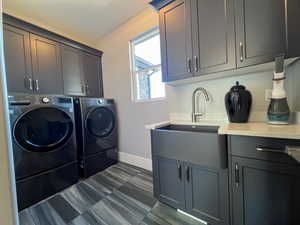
[157,124,219,133]
[151,124,227,169]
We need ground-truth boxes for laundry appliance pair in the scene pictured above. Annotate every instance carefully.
[9,95,118,210]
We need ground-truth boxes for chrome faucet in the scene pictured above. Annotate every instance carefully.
[192,87,210,122]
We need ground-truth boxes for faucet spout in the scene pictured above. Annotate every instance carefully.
[192,87,209,122]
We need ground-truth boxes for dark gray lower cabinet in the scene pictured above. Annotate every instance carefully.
[153,156,185,210]
[186,163,229,225]
[153,156,229,225]
[231,156,300,225]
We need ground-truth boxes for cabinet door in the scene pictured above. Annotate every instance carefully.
[160,0,193,82]
[235,0,286,68]
[60,45,85,96]
[232,156,300,225]
[3,25,33,93]
[82,53,103,97]
[30,34,63,94]
[191,0,236,75]
[185,163,229,225]
[152,156,186,210]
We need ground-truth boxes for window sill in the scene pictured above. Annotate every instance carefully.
[133,97,167,103]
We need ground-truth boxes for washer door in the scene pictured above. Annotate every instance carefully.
[86,107,115,138]
[14,107,73,152]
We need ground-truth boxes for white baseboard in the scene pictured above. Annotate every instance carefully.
[118,152,152,171]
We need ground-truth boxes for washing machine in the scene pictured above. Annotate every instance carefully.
[74,98,118,178]
[8,95,79,210]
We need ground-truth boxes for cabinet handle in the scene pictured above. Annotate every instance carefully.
[177,163,182,181]
[187,57,192,73]
[186,166,190,183]
[86,85,89,95]
[194,56,199,72]
[35,79,39,91]
[257,146,300,163]
[239,42,244,62]
[235,164,239,187]
[256,147,286,154]
[81,85,85,94]
[28,78,33,90]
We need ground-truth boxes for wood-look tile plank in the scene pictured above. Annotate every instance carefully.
[61,182,104,214]
[68,211,106,225]
[47,194,80,223]
[19,209,36,225]
[90,172,123,192]
[112,163,142,176]
[90,197,145,225]
[118,178,157,210]
[140,212,171,225]
[29,202,67,225]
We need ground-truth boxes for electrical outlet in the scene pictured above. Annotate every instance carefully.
[265,89,272,101]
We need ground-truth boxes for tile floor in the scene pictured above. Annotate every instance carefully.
[19,162,204,225]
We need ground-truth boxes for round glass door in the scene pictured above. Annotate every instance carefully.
[86,107,115,138]
[14,107,73,152]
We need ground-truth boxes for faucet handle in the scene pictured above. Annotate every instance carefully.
[192,112,203,122]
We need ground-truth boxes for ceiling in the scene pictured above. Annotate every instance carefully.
[3,0,150,47]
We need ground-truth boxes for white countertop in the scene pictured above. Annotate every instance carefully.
[146,120,300,140]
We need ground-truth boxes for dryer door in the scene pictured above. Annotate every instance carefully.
[14,107,73,152]
[86,107,115,138]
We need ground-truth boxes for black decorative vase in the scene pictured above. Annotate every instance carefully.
[225,81,252,123]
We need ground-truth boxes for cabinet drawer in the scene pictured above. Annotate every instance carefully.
[230,135,300,164]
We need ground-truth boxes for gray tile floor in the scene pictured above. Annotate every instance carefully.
[19,162,204,225]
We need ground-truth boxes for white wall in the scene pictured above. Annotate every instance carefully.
[0,2,19,224]
[98,8,169,160]
[168,60,300,122]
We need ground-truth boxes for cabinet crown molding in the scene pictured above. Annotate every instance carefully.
[3,13,103,57]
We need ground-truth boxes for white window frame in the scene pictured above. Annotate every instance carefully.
[129,27,165,103]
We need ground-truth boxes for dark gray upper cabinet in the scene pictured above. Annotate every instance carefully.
[3,25,33,94]
[82,53,103,97]
[185,162,229,225]
[159,0,193,82]
[286,0,300,58]
[61,45,103,97]
[191,0,236,75]
[151,0,300,82]
[231,156,300,225]
[61,45,85,96]
[3,14,103,97]
[30,34,63,94]
[235,0,286,68]
[152,156,186,210]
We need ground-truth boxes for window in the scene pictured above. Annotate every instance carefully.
[130,28,165,102]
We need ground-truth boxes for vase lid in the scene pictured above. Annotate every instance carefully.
[231,81,246,92]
